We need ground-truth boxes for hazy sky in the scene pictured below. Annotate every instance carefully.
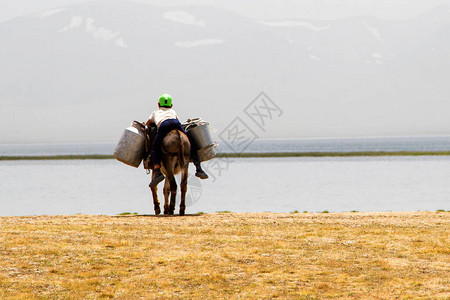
[1,0,449,143]
[2,0,450,22]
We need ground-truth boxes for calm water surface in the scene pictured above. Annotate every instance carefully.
[1,135,450,156]
[1,156,449,216]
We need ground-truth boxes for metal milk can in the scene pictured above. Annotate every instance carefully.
[113,121,147,168]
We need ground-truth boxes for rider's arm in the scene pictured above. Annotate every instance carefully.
[146,112,155,126]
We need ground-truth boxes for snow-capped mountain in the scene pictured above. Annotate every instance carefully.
[0,0,449,142]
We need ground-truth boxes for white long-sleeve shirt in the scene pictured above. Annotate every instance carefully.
[148,107,178,128]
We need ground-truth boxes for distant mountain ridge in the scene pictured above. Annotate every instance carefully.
[1,0,449,142]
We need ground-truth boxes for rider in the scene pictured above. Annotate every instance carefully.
[146,93,208,188]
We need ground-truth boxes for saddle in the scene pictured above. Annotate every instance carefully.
[142,126,186,170]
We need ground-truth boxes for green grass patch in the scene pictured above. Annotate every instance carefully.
[1,151,450,161]
[216,151,450,158]
[0,155,113,161]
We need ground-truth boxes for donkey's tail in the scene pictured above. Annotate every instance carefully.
[177,130,185,169]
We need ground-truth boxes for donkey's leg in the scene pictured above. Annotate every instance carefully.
[179,163,188,216]
[150,173,161,215]
[161,156,177,215]
[167,175,177,215]
[163,179,171,215]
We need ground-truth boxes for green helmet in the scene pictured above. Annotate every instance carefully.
[158,94,172,107]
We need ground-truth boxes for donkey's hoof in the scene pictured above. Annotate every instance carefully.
[154,208,161,215]
[164,210,170,215]
[179,206,186,216]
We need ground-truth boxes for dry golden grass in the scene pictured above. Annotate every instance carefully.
[0,212,448,299]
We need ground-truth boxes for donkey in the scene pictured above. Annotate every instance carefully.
[149,129,191,215]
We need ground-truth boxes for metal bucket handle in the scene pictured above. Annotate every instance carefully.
[183,118,208,132]
[132,120,146,131]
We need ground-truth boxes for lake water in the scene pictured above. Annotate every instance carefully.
[1,156,449,216]
[1,135,450,156]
